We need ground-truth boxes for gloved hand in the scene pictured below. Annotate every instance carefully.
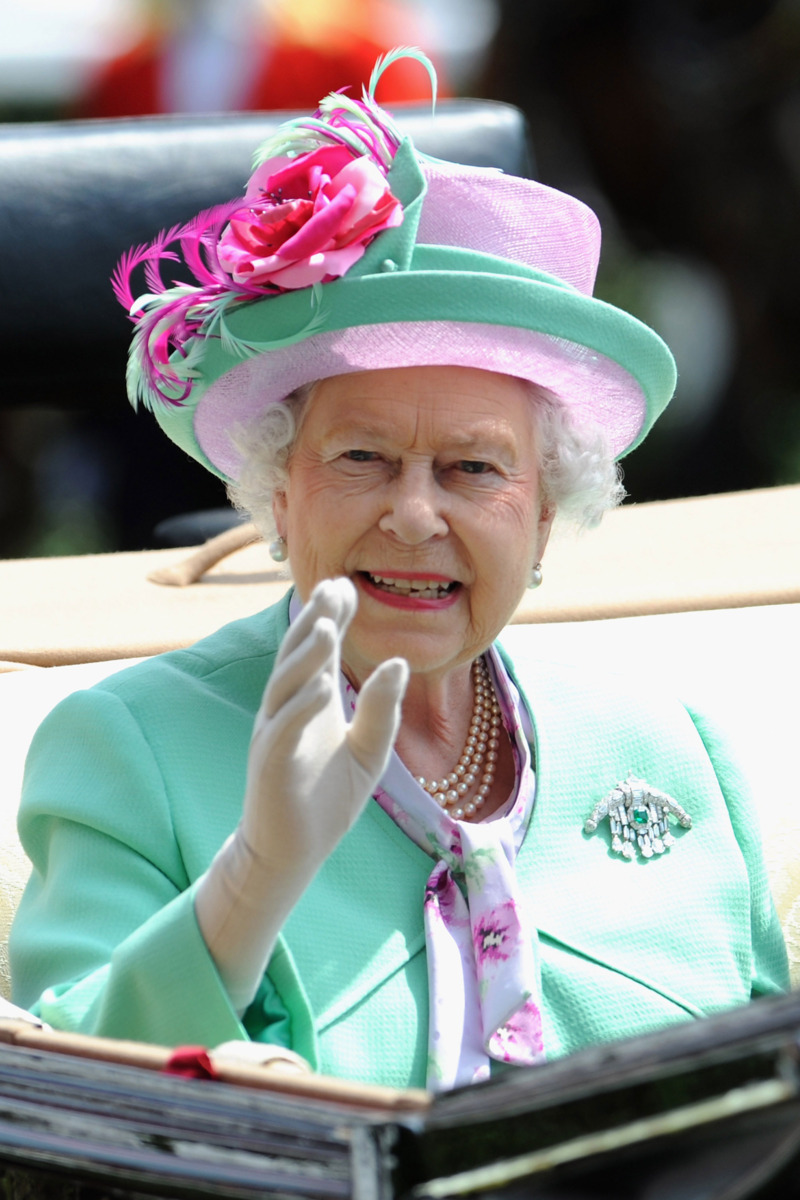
[194,577,408,1013]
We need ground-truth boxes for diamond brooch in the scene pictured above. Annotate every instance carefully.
[584,775,693,861]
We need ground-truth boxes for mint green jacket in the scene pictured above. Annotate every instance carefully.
[10,594,788,1089]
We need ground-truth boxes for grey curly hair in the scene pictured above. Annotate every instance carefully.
[226,379,625,544]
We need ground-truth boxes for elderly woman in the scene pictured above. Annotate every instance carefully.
[10,52,787,1091]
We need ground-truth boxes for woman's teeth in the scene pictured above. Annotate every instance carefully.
[367,573,454,599]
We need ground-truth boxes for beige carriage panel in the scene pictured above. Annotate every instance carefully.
[1,485,798,671]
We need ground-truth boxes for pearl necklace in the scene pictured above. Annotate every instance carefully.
[415,657,502,820]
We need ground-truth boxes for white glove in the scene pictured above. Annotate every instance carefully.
[194,577,408,1013]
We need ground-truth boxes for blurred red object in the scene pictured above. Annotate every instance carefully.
[73,0,448,117]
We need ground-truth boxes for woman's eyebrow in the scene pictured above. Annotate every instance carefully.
[447,429,518,451]
[323,420,395,441]
[441,428,522,465]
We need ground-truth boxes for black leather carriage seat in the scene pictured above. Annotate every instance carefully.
[0,102,533,544]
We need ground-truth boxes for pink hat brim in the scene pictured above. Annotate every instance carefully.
[195,318,646,480]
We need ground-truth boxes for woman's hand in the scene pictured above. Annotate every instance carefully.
[194,578,408,1013]
[246,577,408,881]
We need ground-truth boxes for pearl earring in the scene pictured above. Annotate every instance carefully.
[528,562,543,589]
[269,536,288,563]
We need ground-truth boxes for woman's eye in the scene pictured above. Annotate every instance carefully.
[343,449,378,462]
[457,460,492,475]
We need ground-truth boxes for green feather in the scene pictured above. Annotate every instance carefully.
[368,45,437,112]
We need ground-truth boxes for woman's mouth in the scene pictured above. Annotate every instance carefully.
[357,571,461,608]
[366,572,457,598]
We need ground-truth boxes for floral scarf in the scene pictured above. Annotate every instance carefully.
[340,647,545,1092]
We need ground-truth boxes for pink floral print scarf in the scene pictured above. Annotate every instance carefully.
[341,647,545,1092]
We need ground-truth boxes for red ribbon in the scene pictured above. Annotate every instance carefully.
[164,1045,218,1079]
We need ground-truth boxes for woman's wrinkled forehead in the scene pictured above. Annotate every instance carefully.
[293,366,540,463]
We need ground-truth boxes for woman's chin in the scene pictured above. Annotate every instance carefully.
[341,589,480,682]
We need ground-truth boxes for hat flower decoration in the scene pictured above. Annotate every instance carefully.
[112,47,434,413]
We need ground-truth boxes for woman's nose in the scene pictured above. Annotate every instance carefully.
[378,469,448,544]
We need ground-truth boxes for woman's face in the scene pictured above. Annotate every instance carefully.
[273,365,553,683]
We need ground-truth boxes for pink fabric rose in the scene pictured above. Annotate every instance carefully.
[217,145,403,291]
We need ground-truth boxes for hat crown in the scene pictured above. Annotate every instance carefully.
[417,163,601,297]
